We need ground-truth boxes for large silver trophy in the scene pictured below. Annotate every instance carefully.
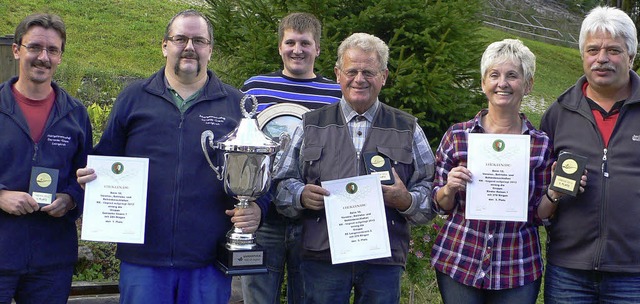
[200,95,279,275]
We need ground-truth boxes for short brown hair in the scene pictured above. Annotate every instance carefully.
[278,13,321,46]
[14,13,67,52]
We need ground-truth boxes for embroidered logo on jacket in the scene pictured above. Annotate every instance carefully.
[200,115,226,126]
[46,134,71,147]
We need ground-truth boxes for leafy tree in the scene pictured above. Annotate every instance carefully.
[205,0,486,147]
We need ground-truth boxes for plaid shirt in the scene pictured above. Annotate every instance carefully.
[431,110,553,290]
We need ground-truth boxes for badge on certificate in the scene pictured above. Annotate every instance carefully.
[29,167,59,207]
[363,152,395,185]
[550,151,587,196]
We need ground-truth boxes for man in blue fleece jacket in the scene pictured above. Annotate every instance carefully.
[77,10,266,304]
[0,13,93,304]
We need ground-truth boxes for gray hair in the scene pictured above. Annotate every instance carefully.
[480,39,536,87]
[335,33,389,71]
[579,6,637,61]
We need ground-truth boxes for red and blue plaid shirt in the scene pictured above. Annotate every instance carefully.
[431,110,553,290]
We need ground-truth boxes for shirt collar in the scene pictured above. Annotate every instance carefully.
[340,98,379,123]
[473,109,531,134]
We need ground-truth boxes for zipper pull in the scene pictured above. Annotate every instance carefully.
[32,144,39,161]
[602,148,609,178]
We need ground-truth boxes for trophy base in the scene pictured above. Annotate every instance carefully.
[216,242,268,276]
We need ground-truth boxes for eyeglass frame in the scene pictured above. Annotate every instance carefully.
[338,68,385,80]
[19,44,62,57]
[166,35,212,48]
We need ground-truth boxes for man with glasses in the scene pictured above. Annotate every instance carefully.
[77,10,266,303]
[240,13,341,304]
[273,33,435,303]
[0,13,92,303]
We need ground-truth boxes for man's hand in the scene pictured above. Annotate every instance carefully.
[300,184,330,210]
[382,168,412,211]
[76,167,97,190]
[226,201,262,233]
[0,189,39,215]
[40,193,75,217]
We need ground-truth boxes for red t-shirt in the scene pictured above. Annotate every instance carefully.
[583,82,622,148]
[12,85,55,143]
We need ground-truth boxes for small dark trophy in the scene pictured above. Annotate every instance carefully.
[549,151,587,196]
[363,152,395,185]
[200,95,280,275]
[29,167,59,208]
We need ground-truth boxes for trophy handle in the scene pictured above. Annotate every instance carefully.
[201,130,223,181]
[240,95,258,118]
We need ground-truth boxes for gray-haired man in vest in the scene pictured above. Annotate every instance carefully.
[272,32,435,304]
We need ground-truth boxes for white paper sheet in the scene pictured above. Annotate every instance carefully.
[81,155,149,243]
[322,174,391,264]
[465,133,530,222]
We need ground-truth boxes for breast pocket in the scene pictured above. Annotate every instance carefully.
[302,145,323,184]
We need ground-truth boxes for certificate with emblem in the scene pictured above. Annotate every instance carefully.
[81,155,149,244]
[465,133,530,222]
[321,174,391,264]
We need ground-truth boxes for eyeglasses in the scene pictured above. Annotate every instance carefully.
[339,69,381,80]
[166,35,211,48]
[20,44,62,57]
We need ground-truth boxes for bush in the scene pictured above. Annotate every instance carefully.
[206,0,486,147]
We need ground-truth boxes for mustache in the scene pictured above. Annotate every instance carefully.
[180,50,199,60]
[591,63,616,71]
[33,60,52,69]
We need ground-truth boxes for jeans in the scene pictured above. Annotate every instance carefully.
[544,263,640,304]
[436,270,541,304]
[119,261,231,304]
[300,260,403,304]
[241,220,303,304]
[0,266,73,304]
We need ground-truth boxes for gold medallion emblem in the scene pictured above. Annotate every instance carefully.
[36,173,52,187]
[561,159,578,174]
[371,155,385,168]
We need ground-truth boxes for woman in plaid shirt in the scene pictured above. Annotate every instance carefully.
[430,39,562,303]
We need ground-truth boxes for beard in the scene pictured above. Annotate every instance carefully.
[174,50,201,76]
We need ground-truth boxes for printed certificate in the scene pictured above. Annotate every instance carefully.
[81,155,149,243]
[322,174,391,264]
[465,133,530,222]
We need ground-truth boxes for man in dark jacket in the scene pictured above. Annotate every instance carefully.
[272,33,435,304]
[0,13,93,304]
[77,10,266,304]
[540,6,640,303]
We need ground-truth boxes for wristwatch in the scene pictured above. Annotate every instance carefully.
[546,187,560,205]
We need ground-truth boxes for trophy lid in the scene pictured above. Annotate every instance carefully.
[216,95,279,154]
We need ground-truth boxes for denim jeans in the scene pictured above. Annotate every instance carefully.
[119,262,231,304]
[300,260,403,304]
[0,266,73,304]
[241,220,303,304]
[544,263,640,304]
[435,270,541,304]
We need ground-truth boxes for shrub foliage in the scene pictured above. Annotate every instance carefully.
[206,0,487,147]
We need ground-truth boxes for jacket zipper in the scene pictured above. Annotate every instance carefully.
[601,148,608,178]
[170,113,186,266]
